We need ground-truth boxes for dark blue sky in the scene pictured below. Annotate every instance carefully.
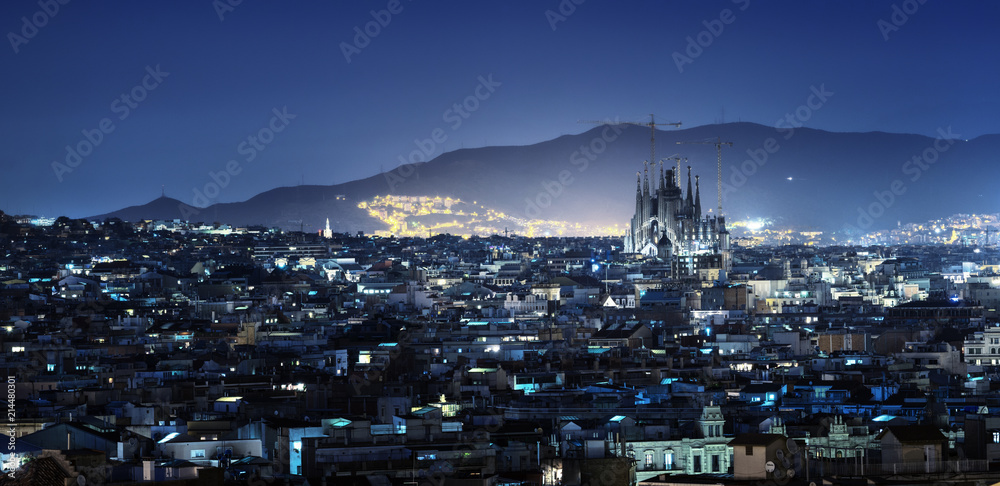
[3,1,998,218]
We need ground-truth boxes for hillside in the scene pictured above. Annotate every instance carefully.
[90,123,995,235]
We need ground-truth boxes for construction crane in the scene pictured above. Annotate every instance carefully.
[662,155,687,186]
[676,137,732,216]
[580,114,681,165]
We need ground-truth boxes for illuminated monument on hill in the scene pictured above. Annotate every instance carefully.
[623,161,731,277]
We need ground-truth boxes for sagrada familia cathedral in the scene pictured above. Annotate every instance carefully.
[623,160,731,277]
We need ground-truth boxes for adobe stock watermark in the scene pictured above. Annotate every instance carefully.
[544,0,585,31]
[7,0,70,54]
[672,0,750,73]
[843,126,960,234]
[340,0,410,63]
[719,84,833,199]
[581,454,634,486]
[383,74,502,192]
[178,107,296,220]
[51,65,170,182]
[212,0,243,22]
[877,0,926,41]
[751,438,804,486]
[245,442,290,486]
[524,120,623,218]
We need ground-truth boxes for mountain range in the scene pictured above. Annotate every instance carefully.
[89,122,998,235]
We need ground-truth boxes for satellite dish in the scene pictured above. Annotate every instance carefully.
[77,476,87,486]
[128,437,137,447]
[765,461,776,473]
[776,450,785,460]
[787,469,795,478]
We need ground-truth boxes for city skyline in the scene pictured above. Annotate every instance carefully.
[5,3,1000,481]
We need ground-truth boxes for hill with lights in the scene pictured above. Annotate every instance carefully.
[90,123,998,237]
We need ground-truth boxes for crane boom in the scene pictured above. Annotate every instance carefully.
[676,137,732,216]
[580,113,681,165]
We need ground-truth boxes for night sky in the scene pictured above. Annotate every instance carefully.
[2,1,998,218]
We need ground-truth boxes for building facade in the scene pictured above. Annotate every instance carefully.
[623,161,730,277]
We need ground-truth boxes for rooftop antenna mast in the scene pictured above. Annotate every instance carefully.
[677,137,733,215]
[579,113,681,165]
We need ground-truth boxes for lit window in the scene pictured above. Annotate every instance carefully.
[191,450,205,458]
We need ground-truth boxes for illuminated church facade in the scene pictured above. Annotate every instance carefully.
[623,161,731,277]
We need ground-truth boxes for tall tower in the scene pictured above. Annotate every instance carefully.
[629,172,641,253]
[659,160,665,191]
[642,162,650,238]
[700,404,725,438]
[694,175,702,220]
[323,218,333,239]
[685,166,694,213]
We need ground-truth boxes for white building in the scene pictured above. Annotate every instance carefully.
[628,405,732,482]
[963,325,1000,366]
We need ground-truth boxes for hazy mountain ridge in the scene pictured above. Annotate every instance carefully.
[89,122,998,235]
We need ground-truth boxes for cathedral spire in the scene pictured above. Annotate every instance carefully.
[323,217,333,239]
[659,160,665,192]
[685,166,694,211]
[695,175,702,219]
[643,161,650,197]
